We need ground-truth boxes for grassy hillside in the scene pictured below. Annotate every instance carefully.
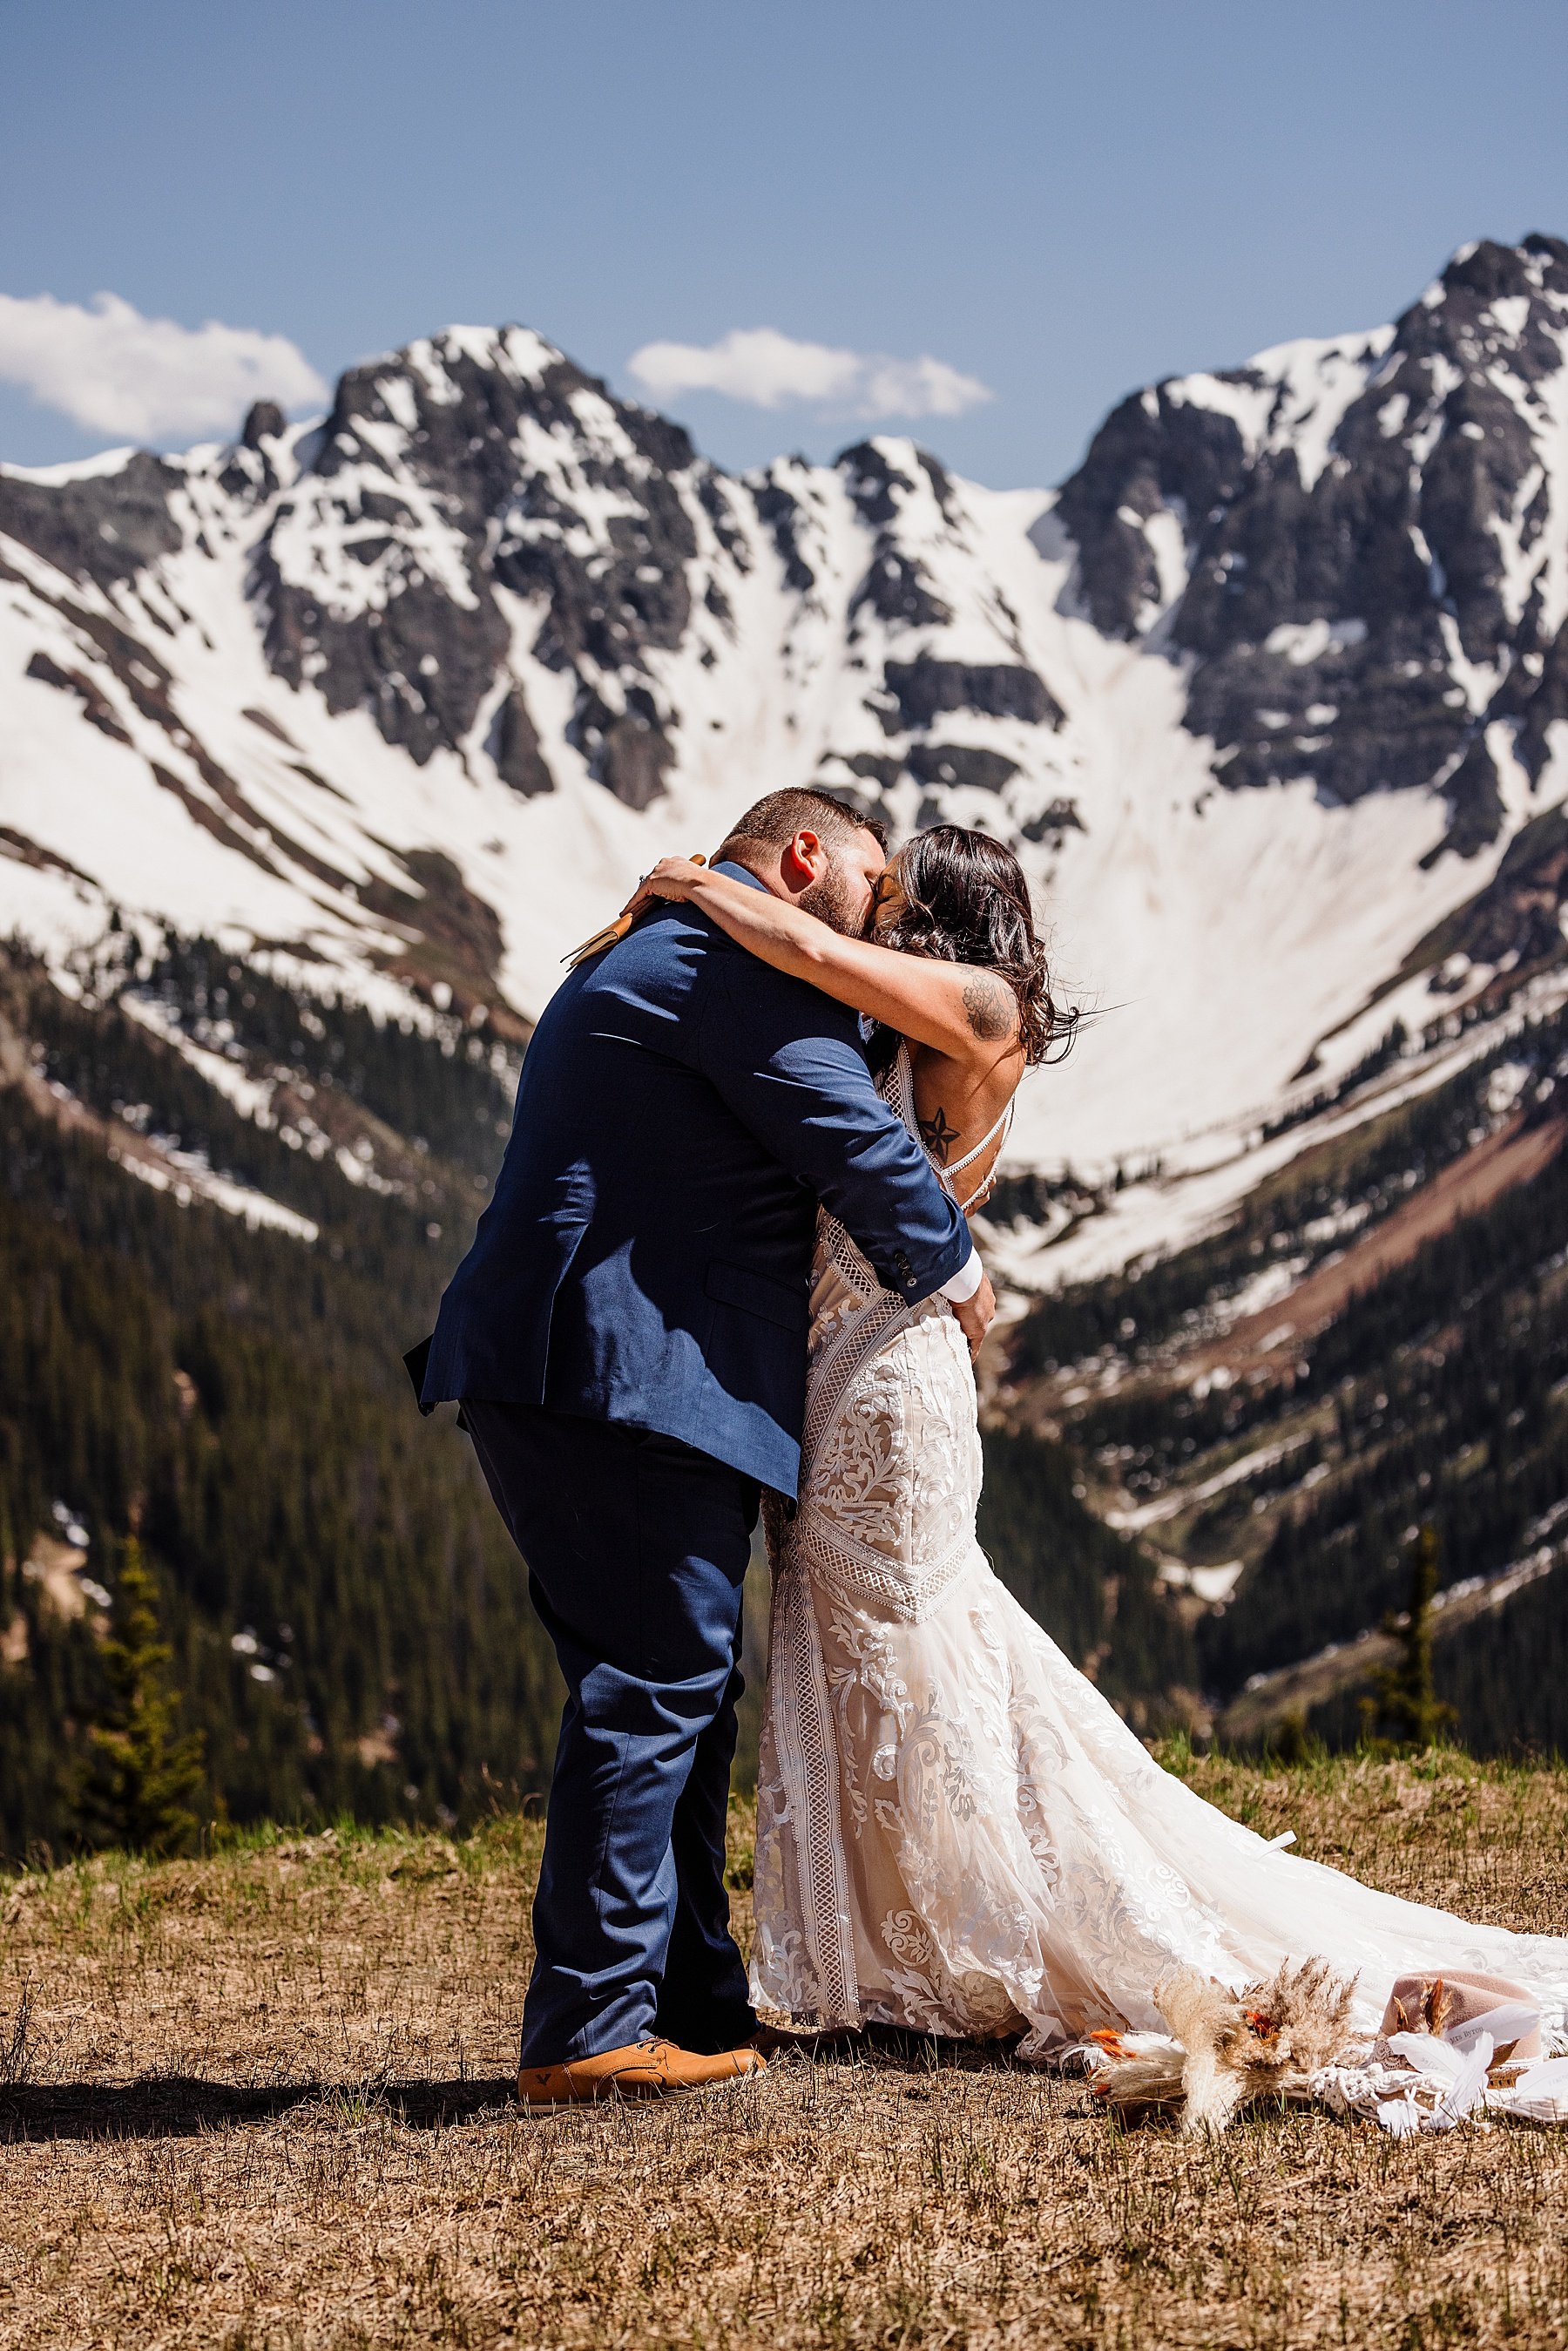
[2,1752,1565,2348]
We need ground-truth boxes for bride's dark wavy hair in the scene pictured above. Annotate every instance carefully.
[877,825,1077,1068]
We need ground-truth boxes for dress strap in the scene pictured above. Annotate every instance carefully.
[941,1097,1015,1179]
[939,1099,1016,1213]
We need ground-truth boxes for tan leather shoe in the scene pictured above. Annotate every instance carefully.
[517,2036,767,2108]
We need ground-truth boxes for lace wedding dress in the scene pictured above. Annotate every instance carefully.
[750,1047,1568,2056]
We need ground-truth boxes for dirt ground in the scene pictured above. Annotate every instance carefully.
[3,1751,1567,2349]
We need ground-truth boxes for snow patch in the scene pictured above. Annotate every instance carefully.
[112,1139,318,1242]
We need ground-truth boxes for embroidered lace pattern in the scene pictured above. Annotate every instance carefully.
[750,1047,1568,2051]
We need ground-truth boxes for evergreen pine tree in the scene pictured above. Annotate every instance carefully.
[1360,1524,1457,1754]
[75,1535,206,1856]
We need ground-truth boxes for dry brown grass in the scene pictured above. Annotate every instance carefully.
[3,1751,1567,2349]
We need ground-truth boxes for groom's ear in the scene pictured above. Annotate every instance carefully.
[781,828,826,889]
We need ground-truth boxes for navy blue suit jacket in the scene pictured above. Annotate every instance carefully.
[420,863,970,1493]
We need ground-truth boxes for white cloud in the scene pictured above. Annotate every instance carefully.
[627,327,991,420]
[0,291,328,444]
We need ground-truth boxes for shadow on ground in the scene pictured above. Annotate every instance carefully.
[0,2076,519,2143]
[0,2034,1034,2143]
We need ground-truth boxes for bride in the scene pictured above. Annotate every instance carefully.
[633,826,1568,2057]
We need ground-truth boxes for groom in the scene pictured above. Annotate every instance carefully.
[414,788,995,2104]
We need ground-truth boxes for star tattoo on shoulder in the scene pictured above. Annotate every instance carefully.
[918,1103,960,1162]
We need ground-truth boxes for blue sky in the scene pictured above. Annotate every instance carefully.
[3,0,1566,486]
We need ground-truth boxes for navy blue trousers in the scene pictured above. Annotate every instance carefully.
[463,1399,760,2066]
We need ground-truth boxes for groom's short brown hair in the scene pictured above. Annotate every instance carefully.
[717,788,886,866]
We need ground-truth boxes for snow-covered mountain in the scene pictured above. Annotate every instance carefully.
[4,234,1568,1281]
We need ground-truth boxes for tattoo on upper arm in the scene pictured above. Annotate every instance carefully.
[918,1104,960,1162]
[963,973,1016,1041]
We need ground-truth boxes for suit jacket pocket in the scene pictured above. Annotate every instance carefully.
[704,1258,809,1333]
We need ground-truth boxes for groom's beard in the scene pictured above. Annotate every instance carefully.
[798,857,874,938]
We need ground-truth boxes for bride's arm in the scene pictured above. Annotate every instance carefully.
[626,858,1019,1062]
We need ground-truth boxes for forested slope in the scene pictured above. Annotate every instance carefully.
[1,944,1171,1859]
[1000,989,1568,1754]
[0,945,563,1858]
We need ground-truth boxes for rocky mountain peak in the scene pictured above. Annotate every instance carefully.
[242,321,721,806]
[1054,234,1568,860]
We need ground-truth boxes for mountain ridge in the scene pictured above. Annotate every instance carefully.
[3,235,1568,1281]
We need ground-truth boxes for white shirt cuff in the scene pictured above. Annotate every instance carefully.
[938,1246,983,1304]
